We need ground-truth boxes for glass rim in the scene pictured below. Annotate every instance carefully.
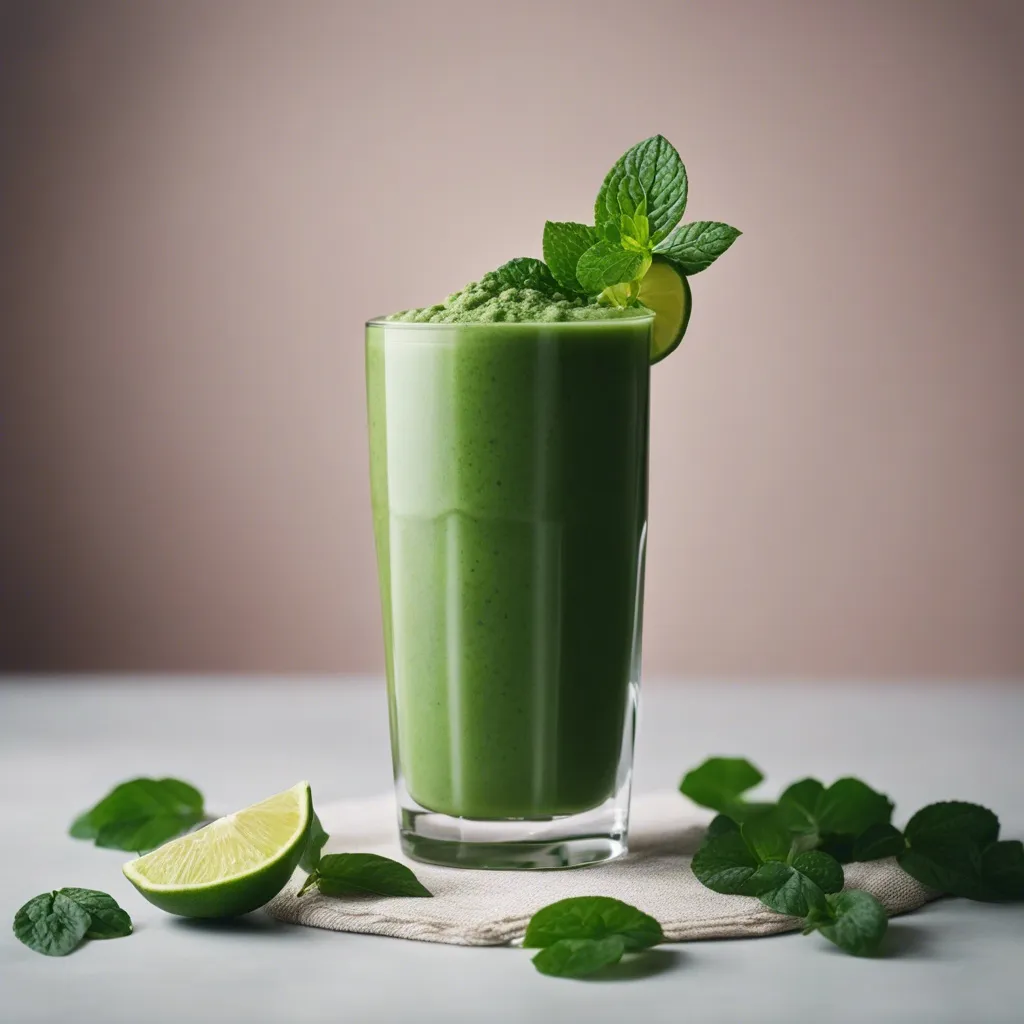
[365,311,656,329]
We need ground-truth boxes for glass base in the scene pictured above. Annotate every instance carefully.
[398,797,629,870]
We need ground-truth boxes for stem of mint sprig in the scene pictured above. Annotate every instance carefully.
[682,757,1024,957]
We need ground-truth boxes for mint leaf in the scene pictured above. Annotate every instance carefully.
[654,221,741,274]
[904,801,999,847]
[542,222,597,293]
[300,809,329,874]
[792,851,845,895]
[595,135,687,242]
[740,815,793,863]
[575,242,647,293]
[531,936,627,978]
[523,896,663,952]
[851,823,906,861]
[815,779,894,837]
[59,888,132,939]
[70,777,204,851]
[982,840,1024,901]
[13,892,92,956]
[899,839,989,899]
[96,814,200,852]
[490,257,561,294]
[811,890,888,957]
[305,853,431,899]
[777,776,894,859]
[738,850,842,917]
[680,757,764,815]
[898,801,1008,901]
[691,831,760,894]
[777,778,825,832]
[752,863,828,917]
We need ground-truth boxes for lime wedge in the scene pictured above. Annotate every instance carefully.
[123,781,311,918]
[638,256,692,363]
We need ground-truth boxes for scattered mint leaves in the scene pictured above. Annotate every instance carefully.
[69,777,204,852]
[542,221,597,293]
[595,135,688,243]
[300,809,329,874]
[531,935,628,978]
[13,889,131,956]
[576,241,648,294]
[805,890,888,957]
[490,257,561,295]
[685,756,1024,962]
[654,221,742,274]
[523,896,663,952]
[298,853,431,899]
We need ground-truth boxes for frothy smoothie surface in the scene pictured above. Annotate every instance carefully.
[385,271,654,324]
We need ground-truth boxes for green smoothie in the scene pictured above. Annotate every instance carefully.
[367,278,651,820]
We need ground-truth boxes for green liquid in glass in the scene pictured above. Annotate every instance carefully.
[367,317,650,820]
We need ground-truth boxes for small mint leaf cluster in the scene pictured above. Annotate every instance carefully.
[13,888,132,956]
[541,135,740,304]
[683,757,1024,958]
[522,896,664,978]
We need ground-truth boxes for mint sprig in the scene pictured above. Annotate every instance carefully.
[480,135,739,316]
[69,777,205,852]
[523,896,664,978]
[683,756,1024,958]
[13,888,132,957]
[804,890,889,957]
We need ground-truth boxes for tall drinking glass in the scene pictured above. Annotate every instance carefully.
[366,313,652,869]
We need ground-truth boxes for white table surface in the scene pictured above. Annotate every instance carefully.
[1,677,1022,1024]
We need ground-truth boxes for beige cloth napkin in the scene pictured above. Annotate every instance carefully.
[265,792,938,946]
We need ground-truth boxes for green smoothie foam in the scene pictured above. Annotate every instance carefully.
[386,271,653,324]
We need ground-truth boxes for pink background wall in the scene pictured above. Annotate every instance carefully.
[1,0,1021,677]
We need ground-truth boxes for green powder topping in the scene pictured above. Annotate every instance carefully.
[386,272,651,324]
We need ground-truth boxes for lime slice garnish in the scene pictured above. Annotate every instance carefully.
[638,256,692,363]
[123,781,311,918]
